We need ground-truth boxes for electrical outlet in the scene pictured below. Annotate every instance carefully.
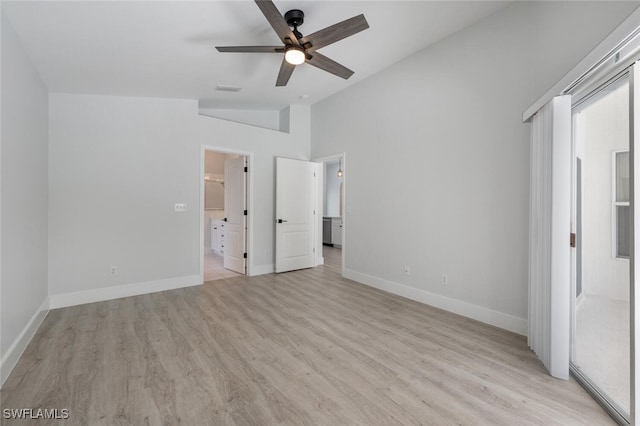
[174,203,187,212]
[110,266,118,276]
[404,265,411,276]
[441,274,448,285]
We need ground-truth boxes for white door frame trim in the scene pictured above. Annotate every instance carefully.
[312,152,346,276]
[200,145,254,281]
[630,61,639,425]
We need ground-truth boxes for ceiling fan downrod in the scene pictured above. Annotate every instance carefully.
[284,9,304,40]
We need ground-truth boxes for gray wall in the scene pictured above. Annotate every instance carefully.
[310,1,638,332]
[1,12,49,372]
[48,94,309,295]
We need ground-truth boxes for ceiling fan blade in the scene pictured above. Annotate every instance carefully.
[306,52,354,80]
[301,14,369,53]
[255,0,299,45]
[216,46,284,53]
[276,57,296,86]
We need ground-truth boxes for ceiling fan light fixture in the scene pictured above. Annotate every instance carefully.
[285,46,305,65]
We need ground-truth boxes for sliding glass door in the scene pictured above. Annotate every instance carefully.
[571,76,631,421]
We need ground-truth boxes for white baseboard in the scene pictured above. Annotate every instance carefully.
[1,298,49,388]
[343,268,527,336]
[48,275,202,309]
[250,264,274,276]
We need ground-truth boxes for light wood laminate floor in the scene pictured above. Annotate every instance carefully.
[1,249,613,425]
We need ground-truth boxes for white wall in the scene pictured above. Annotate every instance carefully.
[0,12,49,382]
[310,1,637,333]
[48,94,309,299]
[198,108,281,132]
[578,83,630,301]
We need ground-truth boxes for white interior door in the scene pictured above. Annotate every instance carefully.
[223,156,246,274]
[275,157,316,273]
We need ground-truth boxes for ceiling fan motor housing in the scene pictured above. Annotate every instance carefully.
[284,9,304,28]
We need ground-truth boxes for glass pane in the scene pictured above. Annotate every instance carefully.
[617,205,630,259]
[616,151,629,202]
[573,80,630,416]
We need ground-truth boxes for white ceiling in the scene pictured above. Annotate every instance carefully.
[3,1,511,110]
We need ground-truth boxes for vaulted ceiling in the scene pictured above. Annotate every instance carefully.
[3,1,511,110]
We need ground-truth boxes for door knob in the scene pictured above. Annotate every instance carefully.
[277,219,288,223]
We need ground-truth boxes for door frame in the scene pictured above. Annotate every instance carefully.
[199,145,254,281]
[569,71,633,424]
[311,152,346,275]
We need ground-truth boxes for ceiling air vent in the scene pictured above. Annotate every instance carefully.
[216,85,242,92]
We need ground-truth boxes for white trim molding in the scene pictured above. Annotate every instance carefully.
[343,268,527,336]
[630,61,640,424]
[1,299,49,387]
[48,275,201,310]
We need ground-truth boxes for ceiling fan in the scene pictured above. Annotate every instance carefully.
[216,0,369,87]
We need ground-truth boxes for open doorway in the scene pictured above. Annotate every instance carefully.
[314,153,345,274]
[571,76,630,420]
[201,148,249,282]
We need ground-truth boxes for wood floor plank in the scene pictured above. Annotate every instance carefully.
[1,247,614,425]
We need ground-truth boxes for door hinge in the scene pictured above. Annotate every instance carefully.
[243,253,247,259]
[244,210,247,216]
[570,232,576,248]
[244,166,248,173]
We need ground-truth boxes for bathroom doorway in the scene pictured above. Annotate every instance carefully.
[201,147,249,282]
